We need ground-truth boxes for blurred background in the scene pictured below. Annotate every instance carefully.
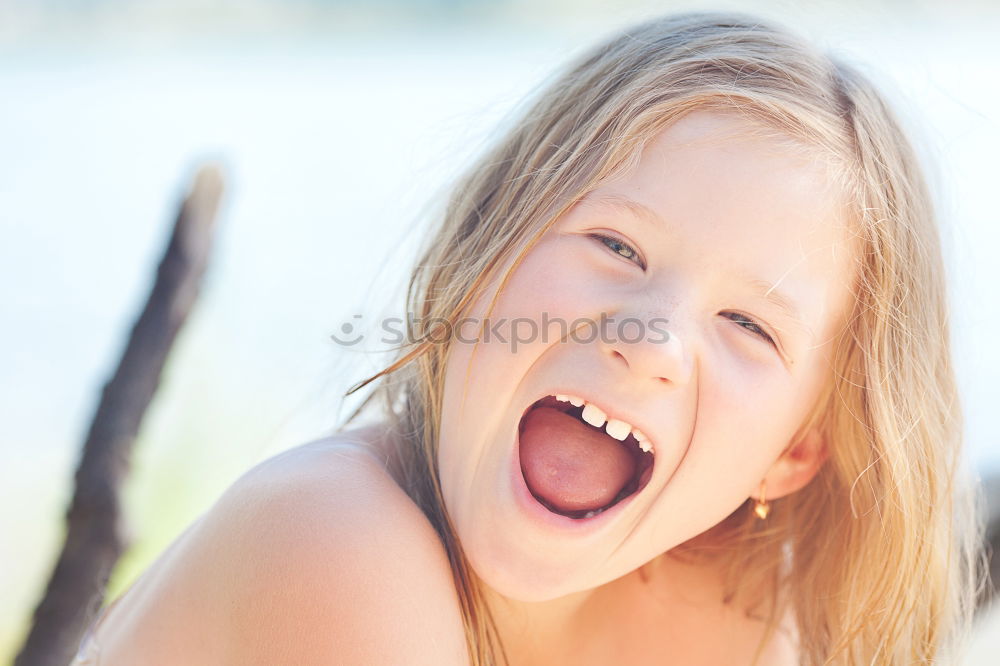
[2,0,998,661]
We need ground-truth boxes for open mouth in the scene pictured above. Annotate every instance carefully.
[517,395,654,520]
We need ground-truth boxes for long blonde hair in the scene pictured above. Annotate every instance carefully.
[343,11,985,664]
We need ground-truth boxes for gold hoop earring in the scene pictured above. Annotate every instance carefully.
[754,480,770,520]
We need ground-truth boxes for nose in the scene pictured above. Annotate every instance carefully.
[601,311,693,386]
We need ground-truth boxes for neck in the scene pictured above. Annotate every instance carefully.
[481,580,595,666]
[482,551,735,666]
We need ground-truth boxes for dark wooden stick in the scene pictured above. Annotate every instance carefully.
[14,165,224,666]
[980,473,1000,611]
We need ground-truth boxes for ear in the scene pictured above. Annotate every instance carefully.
[752,427,829,501]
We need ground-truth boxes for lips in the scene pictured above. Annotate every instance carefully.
[517,395,655,519]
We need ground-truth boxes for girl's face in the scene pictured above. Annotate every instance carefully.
[437,109,857,601]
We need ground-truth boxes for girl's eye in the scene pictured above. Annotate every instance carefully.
[590,233,644,268]
[722,311,775,345]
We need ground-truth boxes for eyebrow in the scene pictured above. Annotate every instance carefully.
[582,191,810,332]
[584,192,662,229]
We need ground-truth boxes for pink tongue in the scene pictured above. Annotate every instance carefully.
[519,406,636,514]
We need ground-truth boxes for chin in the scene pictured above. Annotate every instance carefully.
[468,546,597,602]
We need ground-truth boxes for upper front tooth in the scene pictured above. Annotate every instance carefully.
[581,403,607,428]
[568,396,584,407]
[605,418,632,441]
[555,394,570,402]
[632,429,653,454]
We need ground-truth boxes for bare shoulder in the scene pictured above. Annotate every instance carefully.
[97,426,469,665]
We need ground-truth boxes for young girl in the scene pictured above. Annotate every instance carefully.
[74,11,983,665]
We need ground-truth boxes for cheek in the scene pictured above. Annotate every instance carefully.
[694,358,808,480]
[698,342,826,472]
[438,240,599,496]
[452,238,603,377]
[493,238,600,326]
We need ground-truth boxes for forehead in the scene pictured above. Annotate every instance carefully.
[587,109,858,338]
